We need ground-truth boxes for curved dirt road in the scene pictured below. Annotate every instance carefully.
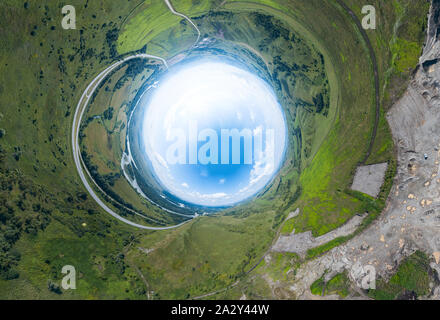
[71,0,202,230]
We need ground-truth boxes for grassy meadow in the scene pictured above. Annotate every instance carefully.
[0,0,431,299]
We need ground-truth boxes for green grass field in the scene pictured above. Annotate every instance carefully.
[0,0,430,299]
[280,0,428,237]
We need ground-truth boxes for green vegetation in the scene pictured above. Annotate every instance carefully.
[391,38,422,73]
[369,251,432,300]
[0,0,430,300]
[8,220,148,299]
[261,252,300,282]
[270,0,377,237]
[306,236,351,260]
[79,60,182,227]
[126,212,278,299]
[326,272,351,298]
[310,275,326,296]
[84,0,339,227]
[305,187,392,260]
[282,0,427,241]
[310,271,351,298]
[117,0,200,57]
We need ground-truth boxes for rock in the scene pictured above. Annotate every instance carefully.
[399,239,405,248]
[286,208,300,220]
[351,163,388,197]
[433,252,440,264]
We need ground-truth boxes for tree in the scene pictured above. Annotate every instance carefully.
[47,280,62,294]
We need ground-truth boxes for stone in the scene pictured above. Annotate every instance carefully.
[433,252,440,264]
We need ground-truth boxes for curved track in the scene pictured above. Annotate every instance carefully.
[72,0,380,232]
[71,0,202,230]
[72,54,191,230]
[335,0,381,165]
[191,0,383,298]
[164,0,201,46]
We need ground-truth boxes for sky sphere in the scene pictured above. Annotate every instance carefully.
[142,61,287,206]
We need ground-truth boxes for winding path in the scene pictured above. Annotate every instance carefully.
[71,0,201,230]
[71,0,384,287]
[164,0,201,46]
[334,0,381,165]
[72,54,190,230]
[191,0,385,299]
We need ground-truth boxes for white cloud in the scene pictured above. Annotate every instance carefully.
[141,60,286,206]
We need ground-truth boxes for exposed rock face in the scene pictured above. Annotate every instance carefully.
[351,163,388,198]
[421,0,440,63]
[272,213,367,258]
[288,1,440,299]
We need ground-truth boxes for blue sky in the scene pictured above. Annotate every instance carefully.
[141,60,287,206]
